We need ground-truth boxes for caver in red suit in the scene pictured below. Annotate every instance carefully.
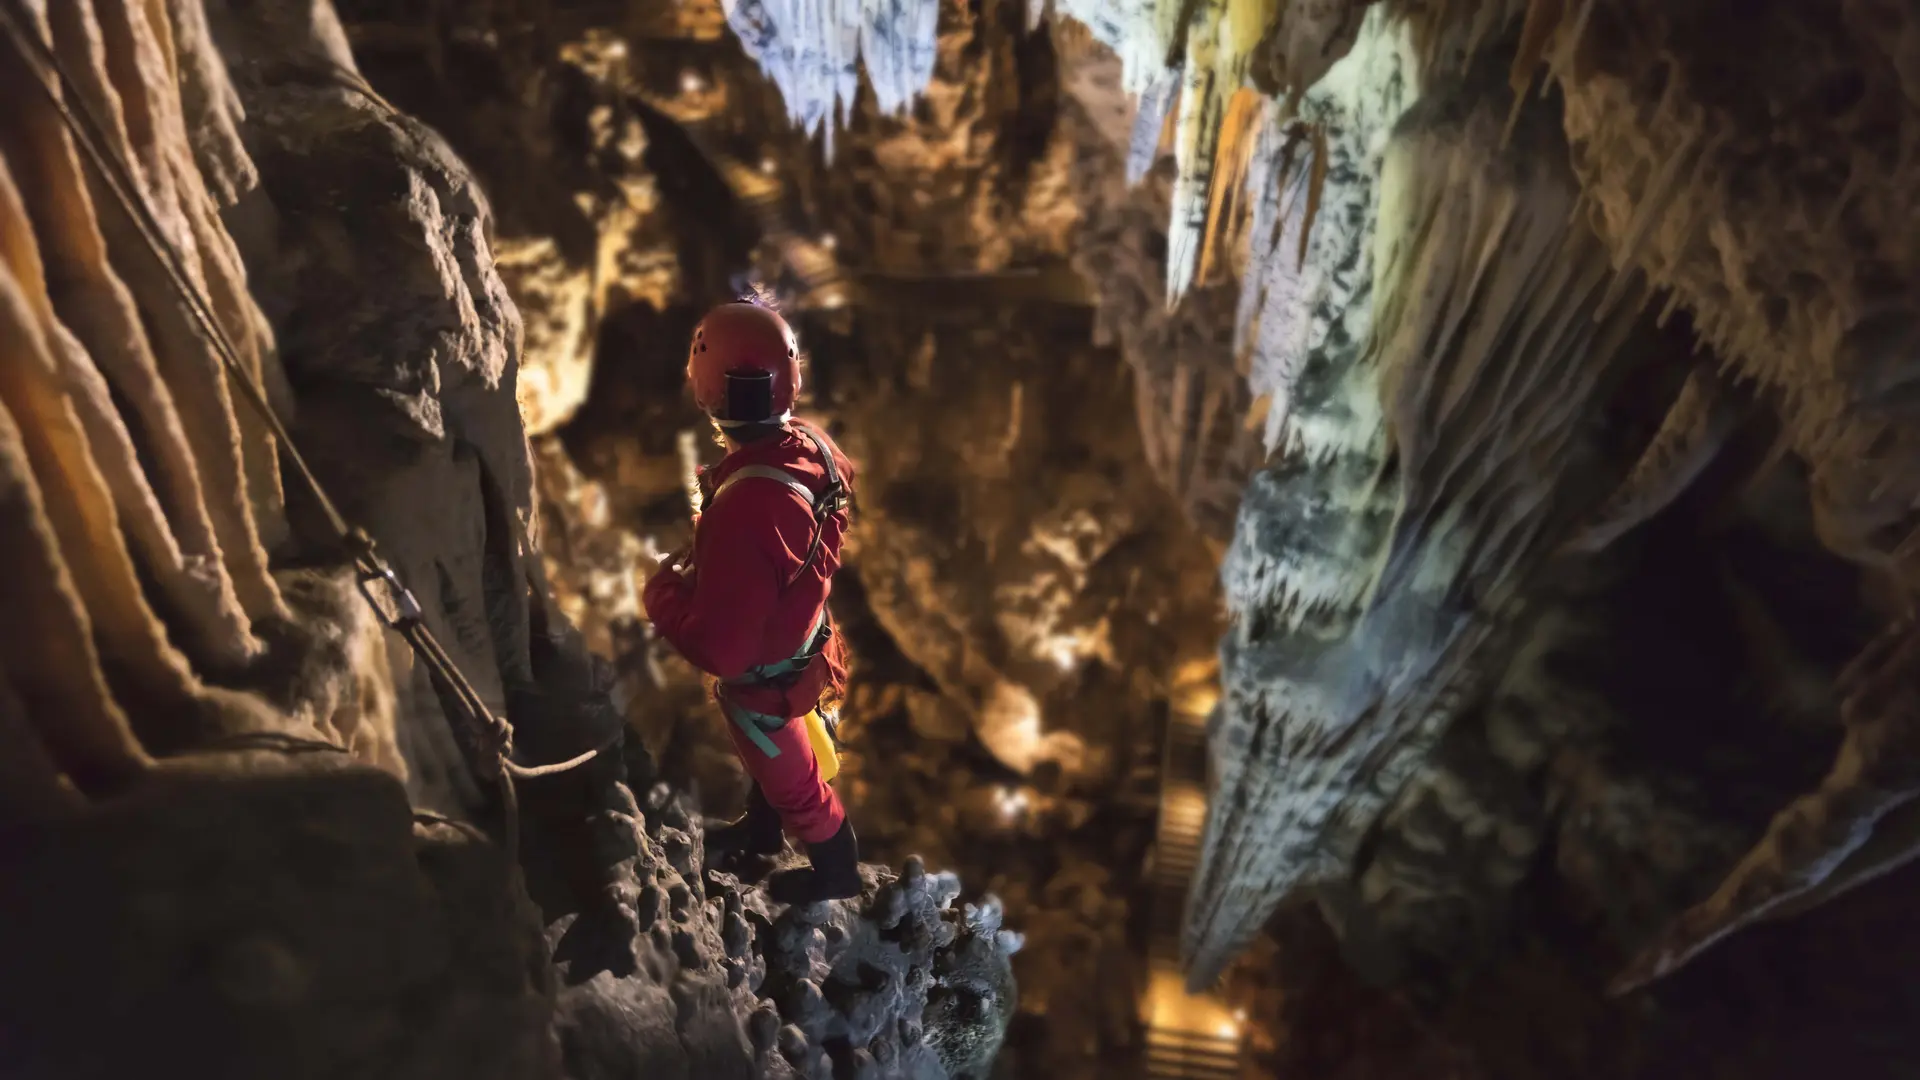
[642,298,861,906]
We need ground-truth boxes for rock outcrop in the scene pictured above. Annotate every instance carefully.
[525,743,1021,1080]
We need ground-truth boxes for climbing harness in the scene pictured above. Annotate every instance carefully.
[703,420,850,775]
[721,700,841,783]
[715,609,841,778]
[0,2,605,870]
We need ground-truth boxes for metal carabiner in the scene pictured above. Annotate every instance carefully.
[356,562,424,629]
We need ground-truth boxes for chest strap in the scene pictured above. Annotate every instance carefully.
[706,421,848,592]
[712,464,814,507]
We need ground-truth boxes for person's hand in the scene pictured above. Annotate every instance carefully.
[660,544,694,576]
[641,538,690,576]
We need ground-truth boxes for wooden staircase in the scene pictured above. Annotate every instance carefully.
[1140,704,1242,1079]
[1146,1026,1243,1080]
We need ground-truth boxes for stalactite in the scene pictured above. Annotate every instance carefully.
[1125,66,1180,182]
[1560,367,1747,555]
[1057,0,1191,95]
[0,667,85,818]
[1164,0,1223,305]
[724,0,940,155]
[47,0,287,624]
[1502,0,1561,145]
[0,154,250,690]
[1187,50,1652,987]
[1232,7,1413,464]
[1196,88,1264,284]
[163,0,257,207]
[1296,121,1326,269]
[0,0,421,795]
[91,0,284,614]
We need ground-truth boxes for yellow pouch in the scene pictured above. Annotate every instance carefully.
[804,709,841,783]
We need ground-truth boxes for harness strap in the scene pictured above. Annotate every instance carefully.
[713,464,817,507]
[718,606,831,759]
[794,419,844,495]
[724,612,829,689]
[723,699,790,758]
[783,421,846,590]
[704,422,849,715]
[706,422,849,593]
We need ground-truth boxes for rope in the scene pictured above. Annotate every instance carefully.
[0,2,601,866]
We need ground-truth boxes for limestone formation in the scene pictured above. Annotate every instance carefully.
[14,0,1920,1075]
[910,0,1920,1016]
[725,0,941,153]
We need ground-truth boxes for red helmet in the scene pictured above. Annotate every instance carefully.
[688,301,800,421]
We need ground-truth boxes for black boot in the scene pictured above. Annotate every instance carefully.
[767,819,862,905]
[704,784,785,866]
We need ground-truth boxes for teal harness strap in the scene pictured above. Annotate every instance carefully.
[723,699,788,758]
[720,611,830,759]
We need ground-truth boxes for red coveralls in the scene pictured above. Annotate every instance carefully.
[642,424,855,844]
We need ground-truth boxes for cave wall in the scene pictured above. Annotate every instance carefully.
[1189,0,1920,997]
[0,0,556,1071]
[976,0,1920,1075]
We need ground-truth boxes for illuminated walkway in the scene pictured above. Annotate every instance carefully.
[1142,704,1241,1079]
